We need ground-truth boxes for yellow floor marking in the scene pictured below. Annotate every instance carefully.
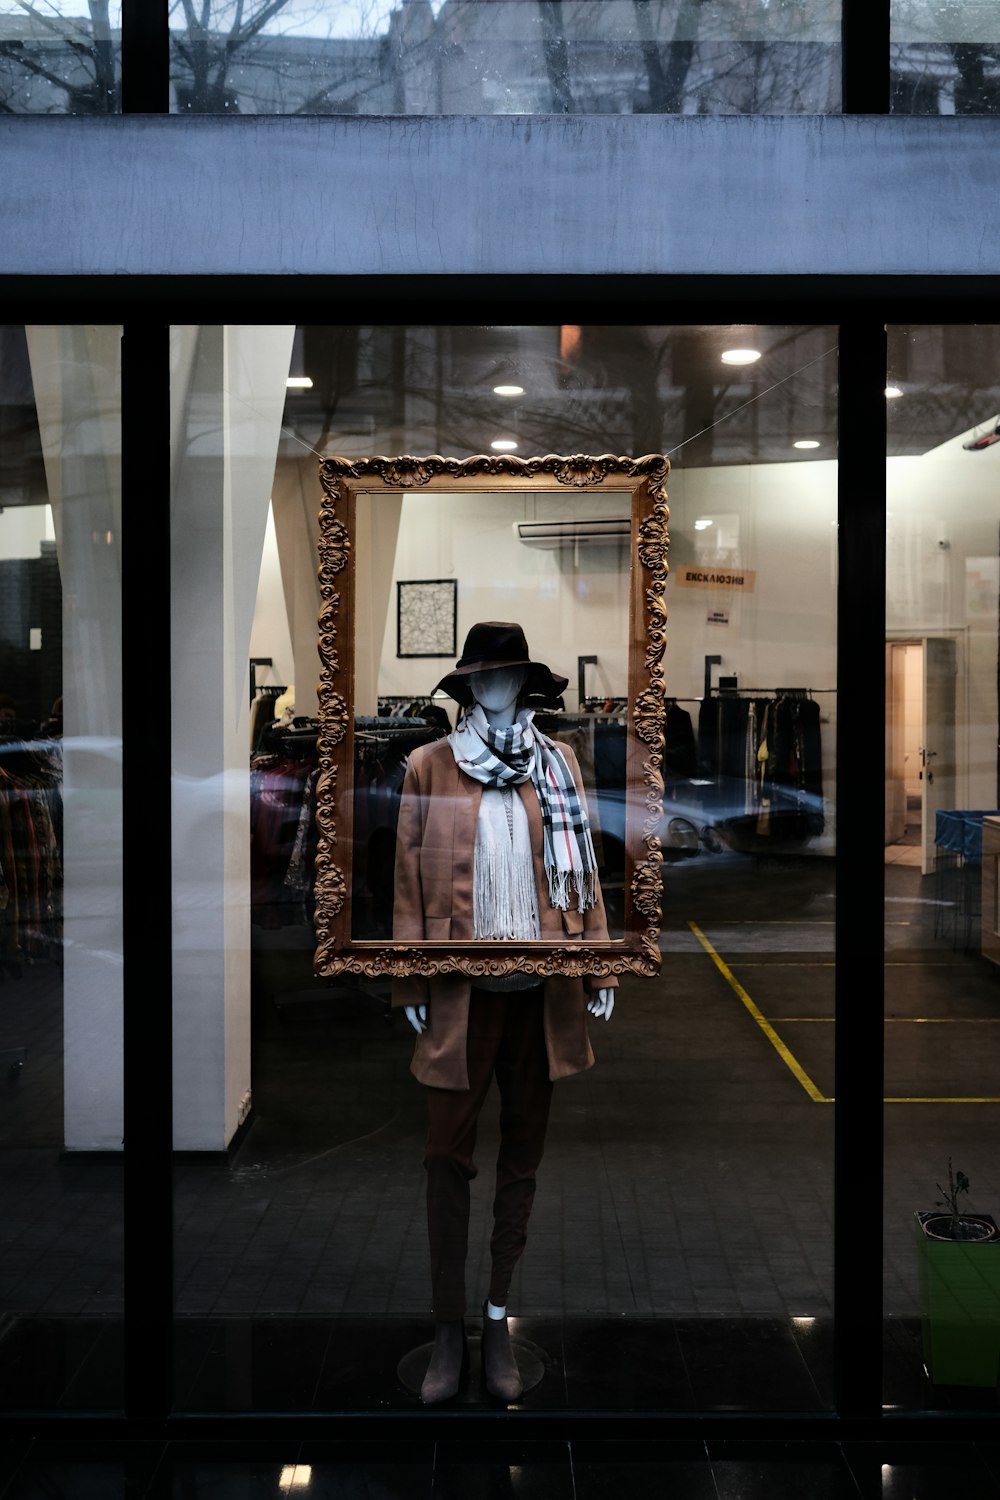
[688,920,830,1103]
[689,922,1000,1105]
[770,1017,1000,1024]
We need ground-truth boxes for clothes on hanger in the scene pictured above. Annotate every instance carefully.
[0,736,62,974]
[698,689,826,843]
[354,720,449,938]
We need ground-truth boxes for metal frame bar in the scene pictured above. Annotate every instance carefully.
[4,280,1000,1443]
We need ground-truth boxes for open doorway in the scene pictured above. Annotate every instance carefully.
[885,637,958,874]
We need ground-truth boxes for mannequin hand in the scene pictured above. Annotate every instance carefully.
[587,988,615,1021]
[405,1004,427,1035]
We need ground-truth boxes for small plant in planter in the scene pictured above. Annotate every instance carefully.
[915,1160,1000,1387]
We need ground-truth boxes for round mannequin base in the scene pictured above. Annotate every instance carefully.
[398,1330,547,1403]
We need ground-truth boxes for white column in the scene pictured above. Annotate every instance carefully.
[171,324,294,1150]
[25,324,123,1152]
[271,455,324,720]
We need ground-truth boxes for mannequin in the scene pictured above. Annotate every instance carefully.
[392,621,617,1404]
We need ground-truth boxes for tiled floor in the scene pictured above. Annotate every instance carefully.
[3,1437,1000,1498]
[3,846,1000,1423]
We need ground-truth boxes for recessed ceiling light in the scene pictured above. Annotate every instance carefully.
[493,384,524,397]
[721,348,761,366]
[885,385,903,399]
[285,376,313,389]
[491,439,518,452]
[694,518,713,530]
[794,439,821,450]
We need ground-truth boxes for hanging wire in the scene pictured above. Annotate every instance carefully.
[664,345,839,458]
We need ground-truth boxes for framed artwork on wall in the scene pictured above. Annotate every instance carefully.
[397,578,458,658]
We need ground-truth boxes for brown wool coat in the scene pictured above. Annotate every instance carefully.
[391,736,617,1091]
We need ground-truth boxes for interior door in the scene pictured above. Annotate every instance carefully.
[885,643,907,845]
[921,636,957,875]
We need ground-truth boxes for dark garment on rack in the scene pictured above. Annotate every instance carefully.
[0,740,62,970]
[353,722,449,939]
[664,701,697,781]
[250,755,316,928]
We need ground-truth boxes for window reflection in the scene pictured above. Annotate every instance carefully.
[168,0,840,116]
[891,1,1000,113]
[0,1,121,113]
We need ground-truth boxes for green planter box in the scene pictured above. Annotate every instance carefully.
[914,1212,1000,1387]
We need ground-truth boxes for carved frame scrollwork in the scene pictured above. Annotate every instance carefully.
[313,453,669,981]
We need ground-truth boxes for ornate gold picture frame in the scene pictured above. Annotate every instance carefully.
[312,453,669,981]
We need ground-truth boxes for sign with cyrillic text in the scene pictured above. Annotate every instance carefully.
[673,565,756,592]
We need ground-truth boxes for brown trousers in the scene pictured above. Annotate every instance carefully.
[424,986,554,1321]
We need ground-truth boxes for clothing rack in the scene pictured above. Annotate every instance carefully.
[709,685,835,696]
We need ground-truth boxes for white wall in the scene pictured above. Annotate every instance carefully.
[373,488,633,713]
[887,436,1000,812]
[250,442,1000,860]
[248,500,295,694]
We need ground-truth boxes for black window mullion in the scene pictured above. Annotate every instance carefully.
[121,0,170,113]
[122,319,173,1420]
[834,317,888,1420]
[842,0,891,113]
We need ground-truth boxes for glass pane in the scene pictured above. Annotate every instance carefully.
[884,326,1000,1409]
[0,2,121,113]
[172,322,838,1414]
[0,325,123,1412]
[891,2,1000,113]
[169,1,840,115]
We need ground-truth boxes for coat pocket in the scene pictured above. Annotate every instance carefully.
[561,908,585,937]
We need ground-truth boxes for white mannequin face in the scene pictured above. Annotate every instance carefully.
[468,666,528,721]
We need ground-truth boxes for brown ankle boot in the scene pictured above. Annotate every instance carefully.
[481,1301,523,1402]
[420,1319,467,1403]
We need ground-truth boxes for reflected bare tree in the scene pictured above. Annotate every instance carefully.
[0,0,117,113]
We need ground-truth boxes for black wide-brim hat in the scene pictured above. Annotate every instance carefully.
[432,621,569,709]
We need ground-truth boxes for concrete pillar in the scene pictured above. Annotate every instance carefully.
[25,324,123,1151]
[170,324,294,1150]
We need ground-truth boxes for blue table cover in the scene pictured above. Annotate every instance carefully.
[934,810,1000,863]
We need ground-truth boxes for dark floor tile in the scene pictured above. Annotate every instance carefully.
[177,1320,332,1412]
[1,1440,165,1499]
[57,1323,125,1410]
[0,1320,122,1412]
[296,1441,436,1498]
[788,1317,836,1408]
[433,1442,572,1500]
[154,1446,434,1500]
[676,1319,824,1411]
[561,1319,694,1411]
[571,1439,715,1499]
[976,1443,1000,1486]
[844,1441,997,1499]
[882,1320,1000,1412]
[708,1441,861,1499]
[172,1320,222,1408]
[0,1442,31,1494]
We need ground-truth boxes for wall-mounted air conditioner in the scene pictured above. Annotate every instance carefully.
[513,518,630,548]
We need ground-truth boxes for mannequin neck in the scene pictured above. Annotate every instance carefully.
[475,698,520,730]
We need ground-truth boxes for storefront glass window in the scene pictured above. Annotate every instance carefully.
[891,2,1000,112]
[170,322,838,1413]
[168,2,841,115]
[0,325,123,1411]
[884,325,1000,1408]
[0,2,121,112]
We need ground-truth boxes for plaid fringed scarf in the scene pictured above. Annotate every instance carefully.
[450,704,598,912]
